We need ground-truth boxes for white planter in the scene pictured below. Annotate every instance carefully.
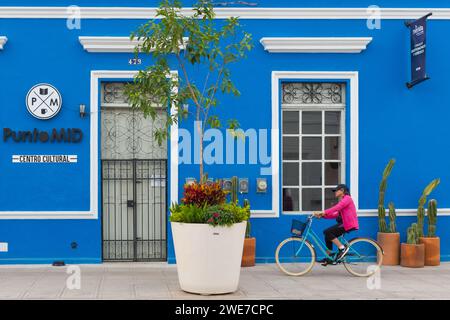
[171,221,247,295]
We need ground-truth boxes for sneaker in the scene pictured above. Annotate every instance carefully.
[317,257,334,266]
[335,246,350,261]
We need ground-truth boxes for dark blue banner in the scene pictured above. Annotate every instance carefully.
[406,13,432,88]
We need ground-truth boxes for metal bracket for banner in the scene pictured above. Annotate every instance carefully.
[404,12,432,28]
[406,76,430,89]
[405,12,432,89]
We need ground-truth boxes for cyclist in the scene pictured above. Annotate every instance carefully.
[314,184,359,265]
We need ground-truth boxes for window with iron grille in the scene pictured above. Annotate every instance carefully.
[281,82,346,213]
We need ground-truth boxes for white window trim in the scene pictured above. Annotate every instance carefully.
[0,36,7,50]
[260,71,359,219]
[260,37,372,54]
[0,70,179,219]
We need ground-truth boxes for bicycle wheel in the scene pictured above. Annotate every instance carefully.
[275,237,315,276]
[343,238,383,277]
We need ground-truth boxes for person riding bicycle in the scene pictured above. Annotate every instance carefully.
[314,184,359,266]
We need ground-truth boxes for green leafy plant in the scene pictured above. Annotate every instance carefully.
[426,199,438,237]
[406,223,419,245]
[417,179,440,237]
[169,203,207,223]
[125,0,253,181]
[171,201,250,226]
[378,159,395,233]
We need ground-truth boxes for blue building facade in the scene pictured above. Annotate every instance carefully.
[0,1,449,264]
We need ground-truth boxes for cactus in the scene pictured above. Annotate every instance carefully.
[231,176,238,204]
[417,179,440,238]
[243,199,251,238]
[407,223,419,245]
[417,206,425,238]
[378,159,395,233]
[427,199,437,237]
[378,206,387,233]
[388,202,397,233]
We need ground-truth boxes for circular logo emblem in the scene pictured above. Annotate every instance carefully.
[26,83,62,120]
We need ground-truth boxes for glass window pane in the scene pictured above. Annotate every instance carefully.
[283,188,299,212]
[325,137,340,160]
[302,137,322,160]
[325,162,341,186]
[302,162,322,186]
[302,188,322,211]
[325,188,339,209]
[325,111,341,134]
[283,111,299,134]
[283,163,299,186]
[302,111,322,134]
[283,137,299,160]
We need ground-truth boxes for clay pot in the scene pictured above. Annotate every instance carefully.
[377,232,400,265]
[401,243,425,268]
[419,237,440,266]
[241,237,256,267]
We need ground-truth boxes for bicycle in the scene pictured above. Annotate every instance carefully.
[275,214,384,277]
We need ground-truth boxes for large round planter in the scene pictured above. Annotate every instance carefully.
[419,237,440,266]
[377,232,400,265]
[400,243,425,268]
[171,221,247,295]
[241,237,256,267]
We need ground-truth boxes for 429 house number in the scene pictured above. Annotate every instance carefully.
[128,58,142,65]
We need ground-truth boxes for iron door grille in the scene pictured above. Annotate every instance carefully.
[101,159,167,261]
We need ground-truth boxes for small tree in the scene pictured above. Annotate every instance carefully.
[125,0,253,181]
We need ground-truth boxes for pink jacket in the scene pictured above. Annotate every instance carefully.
[324,195,359,231]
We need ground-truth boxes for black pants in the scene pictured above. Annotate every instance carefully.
[323,224,355,250]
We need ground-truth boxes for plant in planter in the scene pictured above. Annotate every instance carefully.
[419,199,440,266]
[125,0,253,294]
[228,175,256,267]
[170,182,250,294]
[401,223,425,268]
[376,159,400,265]
[416,178,440,237]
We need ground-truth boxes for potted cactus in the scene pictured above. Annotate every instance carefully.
[377,159,400,265]
[419,199,440,266]
[401,223,425,268]
[227,176,256,267]
[416,179,440,238]
[242,212,256,267]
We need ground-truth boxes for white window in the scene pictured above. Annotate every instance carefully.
[281,82,346,213]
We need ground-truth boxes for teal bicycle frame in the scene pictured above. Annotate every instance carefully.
[295,214,353,261]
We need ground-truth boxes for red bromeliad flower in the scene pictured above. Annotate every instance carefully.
[181,181,226,207]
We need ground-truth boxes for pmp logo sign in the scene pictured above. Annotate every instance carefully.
[26,83,62,120]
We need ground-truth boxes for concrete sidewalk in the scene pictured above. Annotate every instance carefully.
[0,262,449,300]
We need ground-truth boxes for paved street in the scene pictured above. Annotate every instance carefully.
[0,262,449,300]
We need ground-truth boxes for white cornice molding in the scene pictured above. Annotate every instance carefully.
[79,36,188,53]
[260,37,372,53]
[0,36,7,50]
[0,7,450,20]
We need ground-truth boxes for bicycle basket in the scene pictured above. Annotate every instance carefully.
[291,219,307,237]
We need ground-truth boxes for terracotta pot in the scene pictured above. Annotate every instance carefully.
[241,237,256,267]
[419,237,440,266]
[377,232,400,265]
[401,243,425,268]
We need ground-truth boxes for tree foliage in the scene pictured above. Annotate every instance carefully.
[125,0,253,179]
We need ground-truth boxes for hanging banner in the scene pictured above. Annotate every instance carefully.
[406,13,432,89]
